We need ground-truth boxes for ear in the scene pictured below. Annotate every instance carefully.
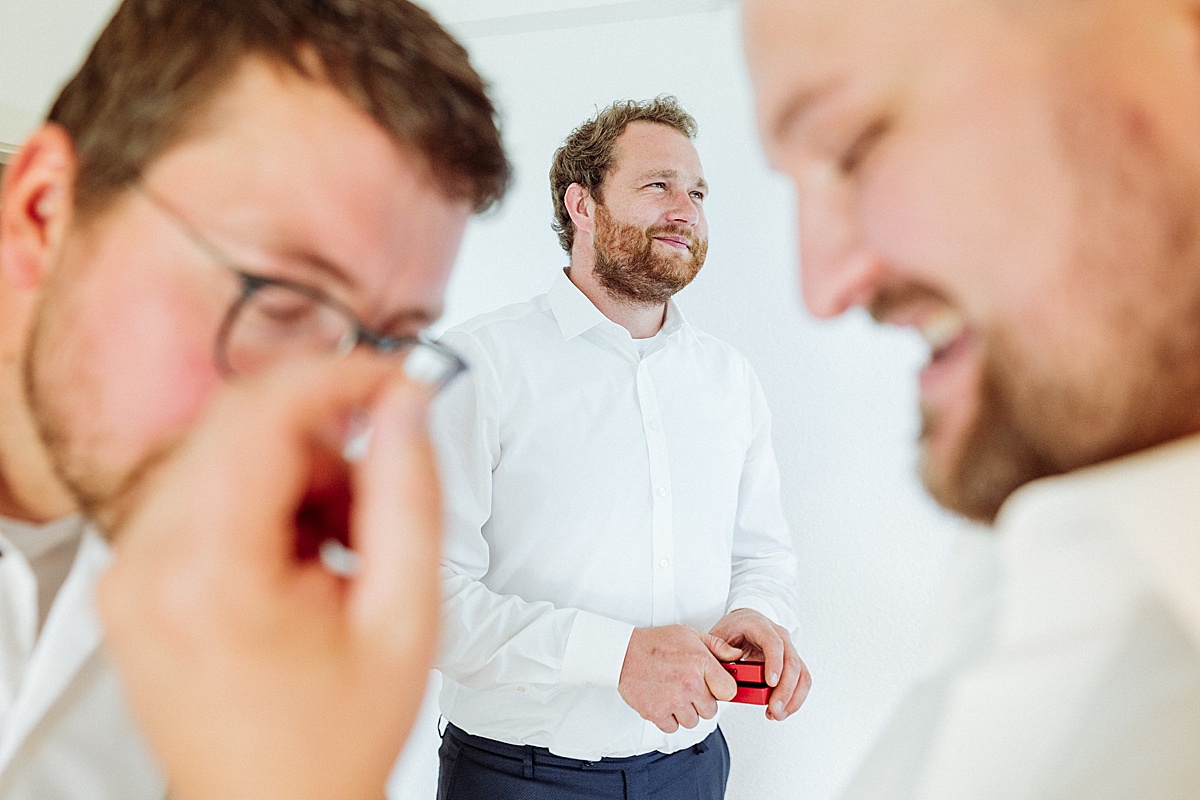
[564,182,596,244]
[0,124,78,291]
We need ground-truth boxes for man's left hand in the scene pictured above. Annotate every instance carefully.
[709,608,810,721]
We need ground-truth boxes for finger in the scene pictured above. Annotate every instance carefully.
[701,632,744,663]
[347,375,441,662]
[676,705,701,730]
[767,643,806,721]
[696,696,719,721]
[756,627,785,688]
[182,355,399,570]
[703,656,738,702]
[784,656,812,717]
[656,716,680,734]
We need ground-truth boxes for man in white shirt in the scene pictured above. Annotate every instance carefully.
[744,0,1200,796]
[432,97,811,800]
[0,1,508,797]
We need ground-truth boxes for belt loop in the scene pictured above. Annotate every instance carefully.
[624,766,649,798]
[523,746,535,780]
[693,738,709,755]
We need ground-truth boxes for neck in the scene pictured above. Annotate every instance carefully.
[565,260,667,340]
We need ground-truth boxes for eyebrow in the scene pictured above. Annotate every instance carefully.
[771,75,849,142]
[379,307,442,334]
[277,251,443,333]
[277,248,361,295]
[638,168,710,195]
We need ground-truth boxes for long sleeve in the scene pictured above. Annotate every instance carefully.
[725,363,801,642]
[431,330,634,693]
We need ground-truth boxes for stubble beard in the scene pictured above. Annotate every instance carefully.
[916,341,1056,524]
[23,288,179,538]
[591,202,708,306]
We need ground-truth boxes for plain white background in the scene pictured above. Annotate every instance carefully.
[0,2,964,797]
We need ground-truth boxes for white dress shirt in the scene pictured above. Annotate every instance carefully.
[0,517,164,799]
[842,434,1200,800]
[431,271,800,760]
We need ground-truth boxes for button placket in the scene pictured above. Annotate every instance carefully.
[635,362,675,625]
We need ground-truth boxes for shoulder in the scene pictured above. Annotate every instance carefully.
[679,325,758,379]
[440,296,555,353]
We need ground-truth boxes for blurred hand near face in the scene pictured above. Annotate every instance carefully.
[97,354,442,800]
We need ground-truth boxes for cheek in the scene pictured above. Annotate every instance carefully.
[860,112,1076,316]
[99,302,220,435]
[56,267,226,458]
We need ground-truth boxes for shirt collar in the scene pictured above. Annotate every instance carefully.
[548,268,689,342]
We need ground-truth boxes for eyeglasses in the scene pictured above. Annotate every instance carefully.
[129,181,466,389]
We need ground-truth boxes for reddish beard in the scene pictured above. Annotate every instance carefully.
[592,203,708,305]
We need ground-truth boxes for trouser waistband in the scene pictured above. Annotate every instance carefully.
[443,722,715,771]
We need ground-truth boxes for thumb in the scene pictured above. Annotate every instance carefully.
[703,655,739,702]
[702,632,743,662]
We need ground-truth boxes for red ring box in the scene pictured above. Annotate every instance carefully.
[721,660,770,705]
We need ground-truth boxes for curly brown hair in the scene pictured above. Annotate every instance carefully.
[549,96,697,254]
[48,0,510,220]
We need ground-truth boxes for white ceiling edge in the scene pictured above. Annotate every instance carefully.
[447,0,739,39]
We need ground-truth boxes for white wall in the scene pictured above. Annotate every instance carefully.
[1,3,963,798]
[0,0,119,144]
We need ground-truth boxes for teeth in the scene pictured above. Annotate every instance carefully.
[919,309,966,352]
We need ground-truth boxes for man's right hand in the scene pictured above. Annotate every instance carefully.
[617,625,742,733]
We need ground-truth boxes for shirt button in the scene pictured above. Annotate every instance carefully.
[659,559,669,568]
[657,487,667,497]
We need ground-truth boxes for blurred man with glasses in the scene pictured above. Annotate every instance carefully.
[0,1,506,798]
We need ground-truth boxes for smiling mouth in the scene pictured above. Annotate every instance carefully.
[921,308,968,362]
[654,235,691,251]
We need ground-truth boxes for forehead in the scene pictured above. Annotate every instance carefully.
[609,121,704,180]
[140,57,469,316]
[743,0,1040,146]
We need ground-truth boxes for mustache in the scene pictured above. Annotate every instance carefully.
[868,282,956,324]
[647,225,703,253]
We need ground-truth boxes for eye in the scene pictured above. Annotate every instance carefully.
[646,182,667,189]
[839,118,890,175]
[246,284,325,327]
[690,191,705,201]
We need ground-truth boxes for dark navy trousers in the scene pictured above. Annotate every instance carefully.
[437,723,731,800]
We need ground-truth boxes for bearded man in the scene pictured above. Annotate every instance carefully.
[743,0,1200,796]
[430,96,810,800]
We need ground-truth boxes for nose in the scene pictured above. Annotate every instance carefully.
[795,173,884,319]
[664,188,701,228]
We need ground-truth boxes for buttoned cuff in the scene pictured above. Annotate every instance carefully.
[560,611,636,689]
